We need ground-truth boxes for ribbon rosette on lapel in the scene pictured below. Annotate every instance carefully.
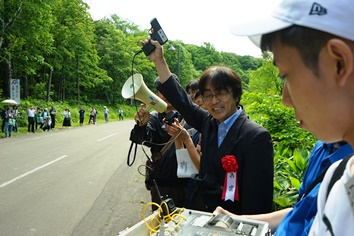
[221,155,239,201]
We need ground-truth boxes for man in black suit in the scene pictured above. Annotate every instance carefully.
[140,39,274,215]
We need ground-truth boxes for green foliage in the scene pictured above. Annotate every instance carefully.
[273,148,310,210]
[243,92,316,152]
[247,52,283,94]
[242,90,316,210]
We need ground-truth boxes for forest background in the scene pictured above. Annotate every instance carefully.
[0,0,316,210]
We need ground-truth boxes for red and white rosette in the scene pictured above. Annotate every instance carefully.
[221,155,239,202]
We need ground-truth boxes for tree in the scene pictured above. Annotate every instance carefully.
[247,52,283,95]
[46,0,109,102]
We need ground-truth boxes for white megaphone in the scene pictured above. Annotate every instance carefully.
[122,73,167,113]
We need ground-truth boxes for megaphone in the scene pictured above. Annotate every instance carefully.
[122,73,167,113]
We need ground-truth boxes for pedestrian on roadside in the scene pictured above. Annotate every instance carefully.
[89,107,96,124]
[35,107,43,130]
[62,108,71,127]
[27,106,35,133]
[11,105,19,132]
[40,108,50,130]
[1,105,5,132]
[3,105,13,138]
[79,107,85,126]
[50,106,56,129]
[118,108,124,120]
[103,106,109,123]
[93,108,98,124]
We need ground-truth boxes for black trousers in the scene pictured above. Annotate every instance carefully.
[50,115,55,128]
[28,117,34,132]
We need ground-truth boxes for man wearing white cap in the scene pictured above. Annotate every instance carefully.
[220,0,354,235]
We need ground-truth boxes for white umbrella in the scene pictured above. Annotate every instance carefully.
[1,99,18,105]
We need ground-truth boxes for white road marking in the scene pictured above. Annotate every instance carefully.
[97,133,118,142]
[0,155,68,189]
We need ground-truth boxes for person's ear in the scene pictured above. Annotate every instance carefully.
[327,39,354,86]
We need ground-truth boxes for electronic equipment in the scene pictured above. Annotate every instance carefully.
[119,209,270,236]
[121,73,167,112]
[153,179,176,216]
[163,111,179,125]
[142,18,168,56]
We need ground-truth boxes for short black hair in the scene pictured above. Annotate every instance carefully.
[194,90,202,100]
[198,66,242,105]
[261,25,335,75]
[186,79,199,92]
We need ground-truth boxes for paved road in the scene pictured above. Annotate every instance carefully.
[0,120,150,236]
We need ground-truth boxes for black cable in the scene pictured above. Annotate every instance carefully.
[131,49,143,113]
[127,49,182,175]
[126,49,143,167]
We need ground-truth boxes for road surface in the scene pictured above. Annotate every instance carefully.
[0,120,151,236]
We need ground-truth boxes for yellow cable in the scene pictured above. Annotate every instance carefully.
[141,202,161,234]
[142,201,187,235]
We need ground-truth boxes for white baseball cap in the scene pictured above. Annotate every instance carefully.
[230,0,354,47]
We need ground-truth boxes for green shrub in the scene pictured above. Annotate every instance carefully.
[243,92,316,210]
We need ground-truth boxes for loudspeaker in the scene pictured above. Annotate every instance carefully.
[122,74,167,113]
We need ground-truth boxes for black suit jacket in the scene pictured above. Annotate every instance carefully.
[158,76,274,214]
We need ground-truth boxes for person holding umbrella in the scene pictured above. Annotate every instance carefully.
[3,105,13,138]
[1,99,17,134]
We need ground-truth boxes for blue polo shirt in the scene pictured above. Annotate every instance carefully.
[275,141,353,236]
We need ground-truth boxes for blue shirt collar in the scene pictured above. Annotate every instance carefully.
[217,107,242,147]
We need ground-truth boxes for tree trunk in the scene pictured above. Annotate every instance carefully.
[76,56,80,104]
[23,76,28,98]
[6,58,13,96]
[47,67,53,102]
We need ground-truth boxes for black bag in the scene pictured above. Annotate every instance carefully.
[144,151,163,190]
[126,125,145,167]
[129,124,144,144]
[145,160,154,190]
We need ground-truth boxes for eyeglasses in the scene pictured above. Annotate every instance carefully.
[202,91,231,102]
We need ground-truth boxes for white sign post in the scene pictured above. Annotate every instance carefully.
[10,79,20,105]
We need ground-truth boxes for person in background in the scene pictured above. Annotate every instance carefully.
[185,79,199,102]
[3,105,13,138]
[228,0,354,235]
[194,90,207,110]
[140,38,274,215]
[27,106,35,133]
[34,107,42,131]
[93,107,98,124]
[41,108,50,130]
[118,108,124,120]
[62,108,71,127]
[1,105,5,132]
[79,107,85,126]
[103,106,109,123]
[89,107,96,124]
[11,105,19,132]
[50,106,56,129]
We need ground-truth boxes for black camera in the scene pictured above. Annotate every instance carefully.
[164,111,179,125]
[142,18,168,56]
